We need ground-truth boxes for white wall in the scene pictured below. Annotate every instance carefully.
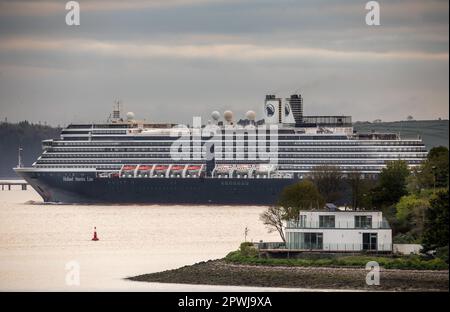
[298,210,384,228]
[393,244,422,255]
[323,229,392,251]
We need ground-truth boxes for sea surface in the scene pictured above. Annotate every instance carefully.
[0,187,297,291]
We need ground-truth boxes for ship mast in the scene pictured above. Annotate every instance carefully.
[107,100,123,123]
[17,147,23,168]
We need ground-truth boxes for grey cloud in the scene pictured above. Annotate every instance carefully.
[0,0,448,125]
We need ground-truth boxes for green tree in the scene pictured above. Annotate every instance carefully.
[372,160,410,208]
[310,165,344,203]
[422,190,449,252]
[408,146,449,193]
[395,193,430,240]
[278,180,324,219]
[428,146,449,187]
[347,172,377,209]
[406,167,426,195]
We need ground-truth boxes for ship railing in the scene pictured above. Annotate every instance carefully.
[214,173,293,179]
[97,171,293,179]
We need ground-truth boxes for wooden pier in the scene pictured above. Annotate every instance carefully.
[0,181,28,191]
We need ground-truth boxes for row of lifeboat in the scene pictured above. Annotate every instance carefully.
[119,164,204,178]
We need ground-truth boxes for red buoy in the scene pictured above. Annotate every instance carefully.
[92,227,99,241]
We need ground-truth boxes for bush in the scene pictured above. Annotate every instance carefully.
[393,233,419,244]
[224,246,448,270]
[436,246,449,264]
[239,242,259,258]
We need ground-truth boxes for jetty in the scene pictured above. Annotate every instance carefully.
[0,180,28,191]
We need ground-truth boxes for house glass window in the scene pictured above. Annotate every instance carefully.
[319,215,335,228]
[299,215,307,228]
[355,216,372,228]
[286,232,323,249]
[303,233,323,249]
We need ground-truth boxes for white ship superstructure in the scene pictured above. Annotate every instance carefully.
[31,94,426,177]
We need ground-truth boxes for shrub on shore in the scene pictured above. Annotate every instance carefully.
[225,248,448,271]
[238,242,259,258]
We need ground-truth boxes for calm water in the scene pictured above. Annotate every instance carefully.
[0,188,287,291]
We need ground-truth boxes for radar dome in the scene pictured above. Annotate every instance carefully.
[211,111,220,121]
[223,110,233,123]
[126,112,135,121]
[245,110,256,120]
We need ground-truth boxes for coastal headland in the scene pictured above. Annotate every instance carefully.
[128,256,449,291]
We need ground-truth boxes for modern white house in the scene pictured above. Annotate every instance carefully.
[285,209,392,252]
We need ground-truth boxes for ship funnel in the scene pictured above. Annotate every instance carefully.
[288,94,303,125]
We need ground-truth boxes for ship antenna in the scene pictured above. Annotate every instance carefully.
[110,99,122,123]
[18,147,23,168]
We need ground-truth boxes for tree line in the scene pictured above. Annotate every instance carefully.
[0,121,61,178]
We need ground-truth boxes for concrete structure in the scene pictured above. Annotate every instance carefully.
[393,244,422,255]
[285,210,392,252]
[0,180,28,191]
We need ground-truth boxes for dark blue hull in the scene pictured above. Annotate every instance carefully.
[16,171,297,205]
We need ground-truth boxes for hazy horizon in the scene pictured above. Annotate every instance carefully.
[0,0,448,126]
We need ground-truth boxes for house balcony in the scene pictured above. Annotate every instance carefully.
[285,220,391,230]
[254,242,393,254]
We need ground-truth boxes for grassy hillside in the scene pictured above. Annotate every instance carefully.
[354,120,449,150]
[0,121,61,178]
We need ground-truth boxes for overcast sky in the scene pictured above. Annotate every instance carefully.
[0,0,448,126]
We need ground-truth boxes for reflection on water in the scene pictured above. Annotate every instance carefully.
[0,189,282,291]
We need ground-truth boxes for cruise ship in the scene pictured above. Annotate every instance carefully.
[14,94,427,204]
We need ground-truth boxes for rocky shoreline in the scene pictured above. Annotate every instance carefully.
[128,259,449,291]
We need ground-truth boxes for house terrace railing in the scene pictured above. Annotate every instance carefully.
[255,242,393,252]
[285,243,393,252]
[285,220,391,229]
